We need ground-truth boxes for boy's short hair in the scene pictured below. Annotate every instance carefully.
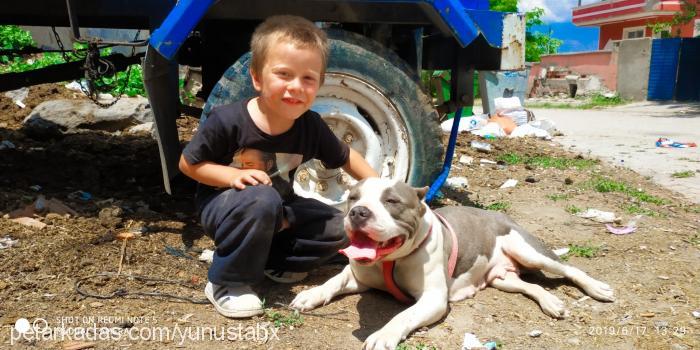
[250,15,329,83]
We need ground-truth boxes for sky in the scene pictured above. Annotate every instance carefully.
[518,0,601,52]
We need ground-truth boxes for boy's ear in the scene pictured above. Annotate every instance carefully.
[250,70,262,92]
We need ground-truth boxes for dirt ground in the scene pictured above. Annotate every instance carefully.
[0,84,699,350]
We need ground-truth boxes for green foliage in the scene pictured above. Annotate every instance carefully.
[489,0,517,12]
[496,153,598,169]
[624,203,660,217]
[100,64,146,97]
[264,308,304,328]
[671,170,695,179]
[561,243,600,261]
[526,93,626,109]
[565,205,582,214]
[396,343,438,350]
[547,193,571,201]
[589,178,667,205]
[1,25,35,50]
[648,0,697,37]
[485,202,510,211]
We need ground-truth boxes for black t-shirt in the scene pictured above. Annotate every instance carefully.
[182,99,350,200]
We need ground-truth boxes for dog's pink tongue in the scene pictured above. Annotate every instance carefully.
[339,245,378,260]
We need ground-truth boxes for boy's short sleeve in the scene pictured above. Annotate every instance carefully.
[182,106,238,165]
[314,115,349,169]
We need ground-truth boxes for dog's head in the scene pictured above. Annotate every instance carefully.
[339,178,429,265]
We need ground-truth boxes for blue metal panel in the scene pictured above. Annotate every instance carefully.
[149,0,216,60]
[647,38,681,101]
[675,38,700,101]
[148,0,511,61]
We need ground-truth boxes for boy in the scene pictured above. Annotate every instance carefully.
[179,15,378,318]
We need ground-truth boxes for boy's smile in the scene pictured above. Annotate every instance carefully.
[251,41,323,130]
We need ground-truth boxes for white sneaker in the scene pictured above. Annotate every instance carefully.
[264,269,308,283]
[204,282,263,318]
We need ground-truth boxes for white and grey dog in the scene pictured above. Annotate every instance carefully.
[291,178,614,350]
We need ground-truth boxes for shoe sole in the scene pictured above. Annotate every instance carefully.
[264,271,308,284]
[204,284,263,318]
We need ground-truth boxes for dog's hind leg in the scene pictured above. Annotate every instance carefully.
[490,271,568,318]
[501,230,615,302]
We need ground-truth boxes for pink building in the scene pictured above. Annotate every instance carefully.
[572,0,700,49]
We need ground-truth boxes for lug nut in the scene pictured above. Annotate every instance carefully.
[343,133,354,143]
[297,170,309,183]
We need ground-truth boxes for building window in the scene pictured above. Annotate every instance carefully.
[623,26,646,39]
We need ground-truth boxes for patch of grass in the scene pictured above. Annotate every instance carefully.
[561,244,600,261]
[685,233,700,247]
[496,153,597,170]
[589,178,667,205]
[565,205,583,214]
[671,170,696,179]
[547,193,571,201]
[264,308,304,328]
[624,203,659,217]
[484,202,510,211]
[526,93,626,109]
[396,343,437,350]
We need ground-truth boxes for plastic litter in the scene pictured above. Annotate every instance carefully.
[440,115,489,133]
[459,155,474,165]
[4,87,28,108]
[198,249,214,264]
[499,179,518,189]
[462,333,484,350]
[165,246,192,260]
[470,140,492,152]
[553,247,570,256]
[480,159,497,165]
[483,341,497,350]
[471,122,506,139]
[509,124,552,139]
[655,137,697,148]
[576,209,617,223]
[446,176,469,190]
[0,236,19,249]
[29,185,42,191]
[692,311,700,319]
[605,215,642,235]
[69,191,92,201]
[0,140,16,150]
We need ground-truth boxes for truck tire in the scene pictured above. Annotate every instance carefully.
[201,29,443,206]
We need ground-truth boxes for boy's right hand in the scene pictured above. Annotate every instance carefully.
[230,169,271,190]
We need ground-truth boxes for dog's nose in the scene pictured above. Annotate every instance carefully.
[349,206,372,224]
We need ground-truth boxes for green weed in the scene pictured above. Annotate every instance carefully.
[547,193,571,201]
[485,202,510,211]
[624,204,659,217]
[565,205,582,214]
[525,93,626,109]
[496,153,597,170]
[685,234,700,247]
[264,308,304,328]
[561,244,600,261]
[396,343,438,350]
[590,178,667,205]
[671,170,695,178]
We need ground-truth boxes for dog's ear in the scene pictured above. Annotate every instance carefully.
[414,186,429,200]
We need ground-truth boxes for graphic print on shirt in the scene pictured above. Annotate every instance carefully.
[231,148,303,197]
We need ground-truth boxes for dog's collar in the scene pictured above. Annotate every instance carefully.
[382,210,459,304]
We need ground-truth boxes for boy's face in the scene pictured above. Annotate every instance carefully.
[251,40,323,121]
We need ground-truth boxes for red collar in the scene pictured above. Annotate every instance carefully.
[382,210,458,304]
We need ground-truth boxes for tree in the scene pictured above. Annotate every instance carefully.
[489,0,563,62]
[648,0,697,37]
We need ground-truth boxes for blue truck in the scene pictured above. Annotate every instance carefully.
[0,0,524,204]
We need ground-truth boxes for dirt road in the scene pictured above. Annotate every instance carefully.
[1,85,699,349]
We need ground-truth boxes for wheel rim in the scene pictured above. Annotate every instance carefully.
[292,72,411,206]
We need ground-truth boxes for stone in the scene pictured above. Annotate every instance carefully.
[99,206,123,228]
[23,97,154,137]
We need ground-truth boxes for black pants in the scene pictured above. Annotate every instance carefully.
[197,185,348,287]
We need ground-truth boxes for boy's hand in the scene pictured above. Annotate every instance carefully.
[230,169,271,190]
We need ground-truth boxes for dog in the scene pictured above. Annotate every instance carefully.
[291,178,614,350]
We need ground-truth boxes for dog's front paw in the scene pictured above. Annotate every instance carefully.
[584,279,615,302]
[363,328,403,350]
[540,292,569,319]
[290,287,329,311]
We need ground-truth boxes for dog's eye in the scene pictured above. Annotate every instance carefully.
[347,195,358,201]
[385,198,400,204]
